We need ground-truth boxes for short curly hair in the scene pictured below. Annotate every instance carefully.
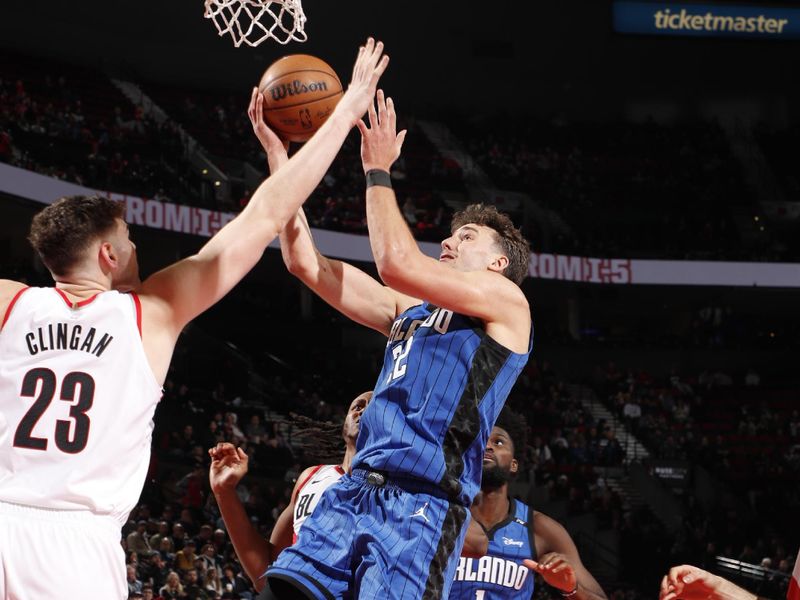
[29,195,125,276]
[494,406,528,458]
[450,204,530,285]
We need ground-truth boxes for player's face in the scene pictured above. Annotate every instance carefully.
[440,224,507,275]
[481,426,518,489]
[342,391,372,442]
[107,218,141,291]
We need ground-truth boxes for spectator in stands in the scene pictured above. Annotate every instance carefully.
[203,566,224,597]
[599,428,624,466]
[158,536,177,562]
[150,521,171,551]
[220,564,251,598]
[194,525,215,551]
[175,540,198,573]
[623,396,642,432]
[182,568,204,599]
[159,570,185,599]
[127,563,144,596]
[245,414,267,444]
[198,542,221,574]
[141,551,170,592]
[128,520,154,555]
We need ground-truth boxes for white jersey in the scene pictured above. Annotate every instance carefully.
[292,464,344,541]
[0,287,162,525]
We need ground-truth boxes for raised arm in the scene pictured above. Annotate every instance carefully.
[209,444,272,590]
[523,511,607,600]
[138,39,389,348]
[247,94,414,337]
[358,92,530,353]
[209,443,308,592]
[280,209,414,336]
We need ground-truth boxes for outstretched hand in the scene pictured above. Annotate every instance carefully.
[356,89,407,173]
[659,565,734,600]
[524,553,578,595]
[208,442,249,494]
[247,87,289,167]
[335,37,390,127]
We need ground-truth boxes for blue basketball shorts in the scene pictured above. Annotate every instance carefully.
[265,469,470,599]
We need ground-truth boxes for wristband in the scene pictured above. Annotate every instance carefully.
[366,169,392,189]
[561,585,578,597]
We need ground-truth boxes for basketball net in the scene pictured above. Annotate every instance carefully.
[204,0,307,47]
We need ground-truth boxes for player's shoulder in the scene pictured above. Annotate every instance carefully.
[531,509,572,548]
[292,465,325,496]
[0,279,29,297]
[493,274,530,316]
[0,280,32,326]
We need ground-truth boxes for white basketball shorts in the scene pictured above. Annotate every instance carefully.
[0,501,126,599]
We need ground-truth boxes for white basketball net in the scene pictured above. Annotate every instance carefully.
[204,0,307,47]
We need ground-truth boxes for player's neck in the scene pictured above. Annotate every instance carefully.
[54,272,113,299]
[341,444,357,474]
[472,485,510,529]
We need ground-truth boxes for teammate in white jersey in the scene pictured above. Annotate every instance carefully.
[208,391,372,593]
[0,38,390,600]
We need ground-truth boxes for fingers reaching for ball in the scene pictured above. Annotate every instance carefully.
[357,90,407,174]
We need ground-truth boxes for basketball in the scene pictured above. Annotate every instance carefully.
[258,54,343,142]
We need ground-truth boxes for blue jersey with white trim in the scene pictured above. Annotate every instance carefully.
[450,499,536,600]
[352,303,531,506]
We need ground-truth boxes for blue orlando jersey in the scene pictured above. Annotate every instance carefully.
[353,303,531,505]
[450,499,536,600]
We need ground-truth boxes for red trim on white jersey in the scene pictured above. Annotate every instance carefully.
[295,465,324,499]
[54,288,100,309]
[130,292,143,337]
[1,287,30,330]
[788,548,800,600]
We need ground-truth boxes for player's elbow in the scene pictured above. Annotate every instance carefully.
[374,243,414,286]
[282,253,306,277]
[375,254,407,289]
[283,250,318,283]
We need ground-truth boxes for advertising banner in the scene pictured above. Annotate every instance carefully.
[613,1,800,40]
[1,162,799,288]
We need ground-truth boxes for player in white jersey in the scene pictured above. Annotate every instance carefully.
[208,391,372,593]
[0,38,390,600]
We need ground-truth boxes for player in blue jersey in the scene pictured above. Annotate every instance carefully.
[250,90,532,599]
[452,411,607,600]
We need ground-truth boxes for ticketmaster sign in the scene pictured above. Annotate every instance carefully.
[613,2,800,39]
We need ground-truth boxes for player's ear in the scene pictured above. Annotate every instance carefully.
[98,241,117,270]
[488,254,509,275]
[510,458,518,474]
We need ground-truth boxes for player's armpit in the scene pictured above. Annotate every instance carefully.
[461,519,489,557]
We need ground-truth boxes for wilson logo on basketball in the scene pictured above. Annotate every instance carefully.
[268,80,329,101]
